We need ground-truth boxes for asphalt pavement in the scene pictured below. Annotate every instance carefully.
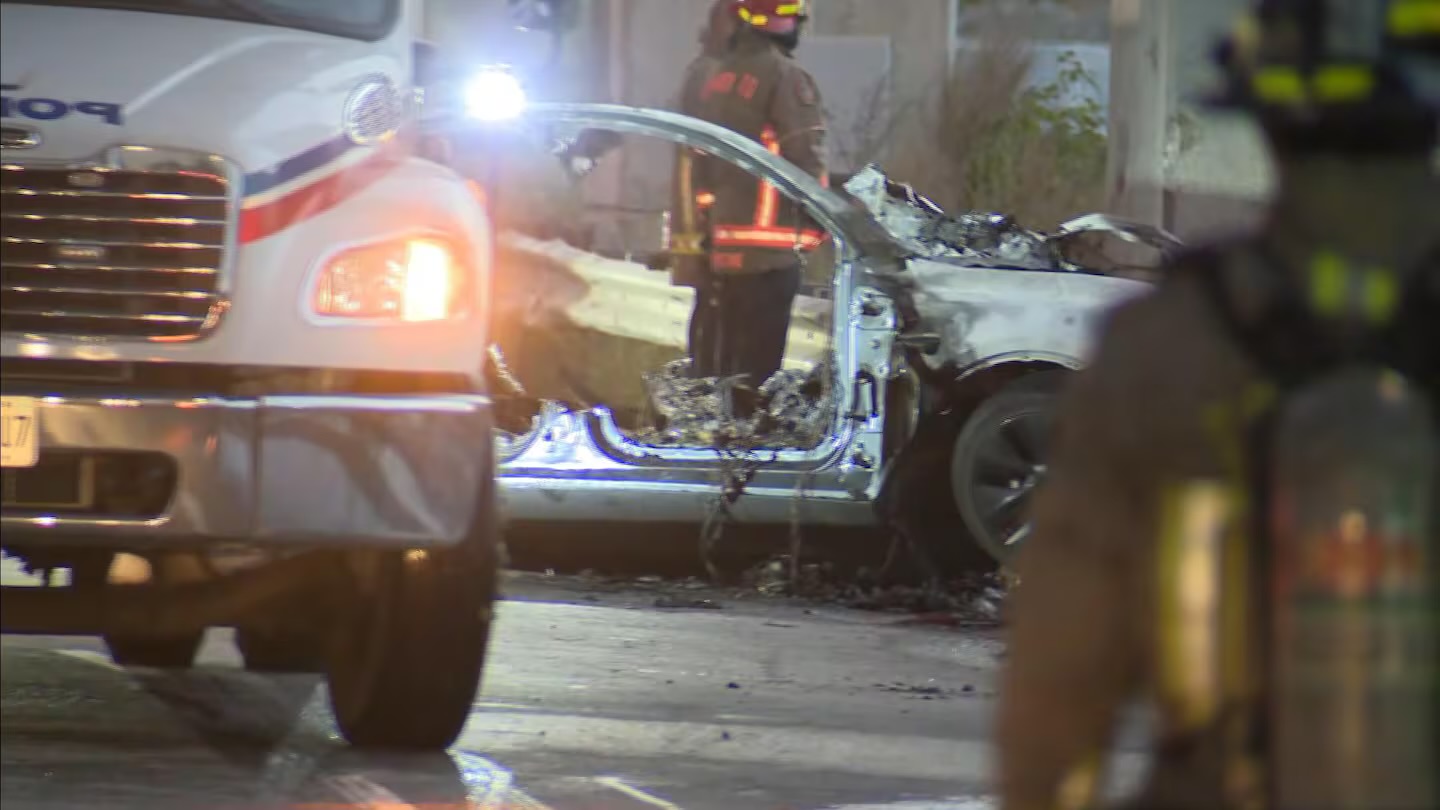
[1,564,1020,810]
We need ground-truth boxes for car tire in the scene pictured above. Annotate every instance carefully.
[104,632,203,669]
[236,626,327,673]
[949,373,1062,565]
[324,514,498,751]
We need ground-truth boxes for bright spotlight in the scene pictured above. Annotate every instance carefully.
[464,68,527,122]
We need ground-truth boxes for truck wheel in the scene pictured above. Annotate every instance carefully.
[104,632,203,669]
[236,626,327,673]
[325,534,497,751]
[949,373,1061,565]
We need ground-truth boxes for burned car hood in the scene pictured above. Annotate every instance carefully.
[842,166,1180,375]
[842,166,1183,274]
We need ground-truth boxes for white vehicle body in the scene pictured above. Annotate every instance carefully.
[0,0,499,750]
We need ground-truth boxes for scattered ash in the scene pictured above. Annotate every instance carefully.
[874,680,981,700]
[503,557,1008,628]
[740,556,1008,626]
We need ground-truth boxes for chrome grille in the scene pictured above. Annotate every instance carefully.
[0,163,228,339]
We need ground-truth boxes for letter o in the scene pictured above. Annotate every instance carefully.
[19,98,68,120]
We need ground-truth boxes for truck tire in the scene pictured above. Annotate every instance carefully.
[236,626,327,673]
[949,373,1062,565]
[104,632,203,669]
[325,523,498,751]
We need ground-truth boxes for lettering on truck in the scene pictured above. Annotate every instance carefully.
[0,83,123,125]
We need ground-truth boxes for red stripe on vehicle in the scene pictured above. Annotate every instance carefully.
[238,148,402,244]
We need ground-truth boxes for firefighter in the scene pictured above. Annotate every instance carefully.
[688,0,829,404]
[995,2,1439,809]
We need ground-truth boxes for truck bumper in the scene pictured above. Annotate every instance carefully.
[1,392,494,550]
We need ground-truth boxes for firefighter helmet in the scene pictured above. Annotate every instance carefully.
[734,0,807,36]
[1214,0,1440,151]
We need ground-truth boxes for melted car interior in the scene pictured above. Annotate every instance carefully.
[464,124,846,453]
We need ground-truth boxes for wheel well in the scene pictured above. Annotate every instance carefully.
[926,360,1074,422]
[880,359,1074,575]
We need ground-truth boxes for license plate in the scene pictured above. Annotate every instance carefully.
[1,396,40,468]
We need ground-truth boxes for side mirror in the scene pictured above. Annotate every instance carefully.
[507,0,579,33]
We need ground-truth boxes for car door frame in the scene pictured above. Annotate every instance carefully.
[428,103,906,526]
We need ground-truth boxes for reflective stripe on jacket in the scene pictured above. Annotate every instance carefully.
[691,30,830,274]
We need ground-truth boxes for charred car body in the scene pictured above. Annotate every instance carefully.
[427,104,1178,567]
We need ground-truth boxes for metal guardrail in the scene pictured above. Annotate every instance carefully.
[502,233,831,370]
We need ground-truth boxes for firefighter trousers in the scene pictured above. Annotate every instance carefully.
[690,263,800,390]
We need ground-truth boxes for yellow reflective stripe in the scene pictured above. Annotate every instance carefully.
[1252,64,1375,103]
[1156,481,1232,732]
[738,8,768,25]
[1309,251,1349,316]
[739,3,803,26]
[1252,67,1307,103]
[1313,65,1375,102]
[1307,253,1399,325]
[1390,0,1440,36]
[671,231,706,255]
[1363,267,1400,324]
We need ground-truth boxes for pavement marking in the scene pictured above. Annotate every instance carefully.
[452,751,557,810]
[594,776,686,810]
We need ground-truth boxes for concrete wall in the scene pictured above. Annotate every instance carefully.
[811,0,954,166]
[415,0,1277,242]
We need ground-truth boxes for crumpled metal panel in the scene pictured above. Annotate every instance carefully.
[842,167,1065,270]
[634,359,837,449]
[842,165,1183,274]
[841,165,1182,376]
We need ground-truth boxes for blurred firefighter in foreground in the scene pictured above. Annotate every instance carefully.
[997,2,1439,809]
[688,0,829,405]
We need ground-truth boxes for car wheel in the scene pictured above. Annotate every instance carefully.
[325,524,498,750]
[950,374,1061,565]
[236,626,327,673]
[104,632,203,669]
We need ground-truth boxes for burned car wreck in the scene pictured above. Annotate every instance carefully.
[432,104,1179,567]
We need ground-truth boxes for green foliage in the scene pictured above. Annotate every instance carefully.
[944,49,1108,228]
[882,43,1110,231]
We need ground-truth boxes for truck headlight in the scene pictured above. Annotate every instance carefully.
[312,237,466,322]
